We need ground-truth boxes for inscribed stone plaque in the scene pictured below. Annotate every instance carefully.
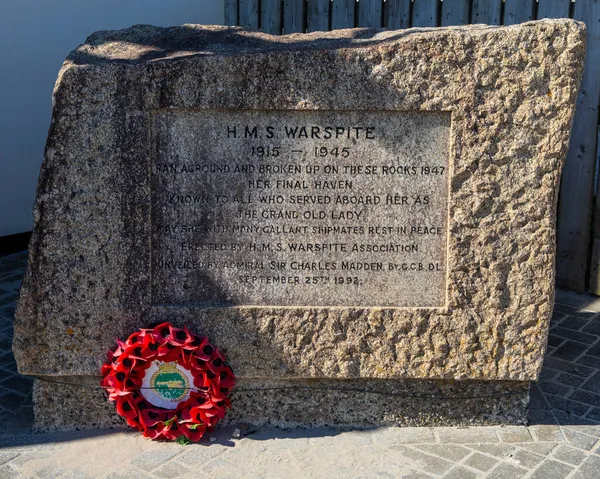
[151,110,450,307]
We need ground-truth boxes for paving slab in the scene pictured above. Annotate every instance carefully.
[486,462,527,479]
[370,427,435,445]
[436,427,499,444]
[529,460,573,478]
[444,466,478,479]
[551,444,588,465]
[413,444,470,461]
[131,450,182,472]
[497,426,532,443]
[509,449,545,469]
[463,452,499,472]
[570,455,600,479]
[561,428,599,451]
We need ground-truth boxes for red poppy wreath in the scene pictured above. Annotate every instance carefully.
[100,322,235,443]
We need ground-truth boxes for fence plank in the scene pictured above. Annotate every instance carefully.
[560,0,600,292]
[332,0,355,29]
[441,0,469,26]
[225,0,238,26]
[537,0,571,19]
[307,0,330,32]
[261,0,282,34]
[471,0,502,25]
[412,0,439,27]
[359,0,383,27]
[387,0,411,29]
[283,0,304,33]
[239,0,259,28]
[589,130,600,294]
[503,0,535,25]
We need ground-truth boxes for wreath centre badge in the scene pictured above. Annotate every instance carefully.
[142,361,196,408]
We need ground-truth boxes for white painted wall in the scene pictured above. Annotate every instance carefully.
[0,0,224,236]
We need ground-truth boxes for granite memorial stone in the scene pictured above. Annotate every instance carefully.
[13,19,586,430]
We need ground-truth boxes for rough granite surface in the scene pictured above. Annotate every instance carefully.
[33,377,529,431]
[14,21,586,383]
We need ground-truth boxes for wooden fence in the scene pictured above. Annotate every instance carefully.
[225,0,600,295]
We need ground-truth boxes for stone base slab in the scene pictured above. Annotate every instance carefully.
[33,376,529,432]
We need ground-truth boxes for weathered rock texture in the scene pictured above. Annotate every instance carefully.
[15,21,584,395]
[33,377,530,431]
